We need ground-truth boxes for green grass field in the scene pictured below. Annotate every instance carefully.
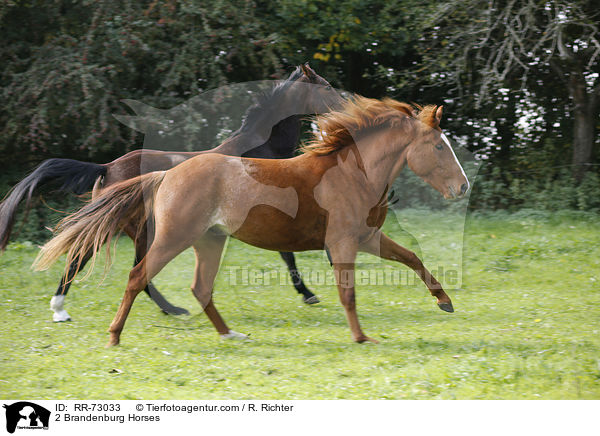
[1,209,599,399]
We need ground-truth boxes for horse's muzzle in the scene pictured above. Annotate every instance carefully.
[448,182,469,199]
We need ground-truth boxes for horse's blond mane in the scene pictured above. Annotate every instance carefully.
[302,96,439,155]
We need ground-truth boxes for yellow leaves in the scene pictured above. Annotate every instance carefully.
[314,29,350,62]
[313,52,330,62]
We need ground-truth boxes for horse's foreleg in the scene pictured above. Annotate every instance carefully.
[359,231,453,312]
[50,249,93,322]
[191,235,247,340]
[278,252,319,304]
[328,241,378,344]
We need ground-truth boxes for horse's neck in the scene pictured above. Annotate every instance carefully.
[213,95,304,157]
[243,94,302,136]
[354,130,411,194]
[210,114,301,159]
[250,115,302,158]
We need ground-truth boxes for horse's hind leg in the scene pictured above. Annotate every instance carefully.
[107,237,189,347]
[107,261,146,347]
[50,249,93,322]
[278,252,319,305]
[129,222,190,316]
[191,234,247,340]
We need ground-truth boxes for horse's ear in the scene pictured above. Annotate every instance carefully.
[435,105,443,123]
[300,63,315,78]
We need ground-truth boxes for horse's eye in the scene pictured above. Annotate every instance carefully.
[435,144,443,151]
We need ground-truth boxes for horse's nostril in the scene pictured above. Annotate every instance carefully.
[460,183,468,195]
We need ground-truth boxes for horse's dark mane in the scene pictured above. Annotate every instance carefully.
[236,66,304,135]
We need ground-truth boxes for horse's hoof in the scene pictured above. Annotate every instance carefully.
[50,295,71,322]
[220,330,249,340]
[438,302,454,313]
[355,336,379,344]
[52,312,71,322]
[303,295,320,305]
[161,306,190,316]
[106,332,121,347]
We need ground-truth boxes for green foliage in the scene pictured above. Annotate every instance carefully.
[0,0,282,162]
[0,0,427,165]
[266,0,418,94]
[576,172,600,212]
[470,166,600,213]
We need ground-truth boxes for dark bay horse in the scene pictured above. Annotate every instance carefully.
[34,96,470,346]
[1,64,341,321]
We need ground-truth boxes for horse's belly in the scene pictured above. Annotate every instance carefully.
[230,204,327,252]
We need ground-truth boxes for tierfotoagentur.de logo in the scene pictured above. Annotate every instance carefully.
[3,402,50,434]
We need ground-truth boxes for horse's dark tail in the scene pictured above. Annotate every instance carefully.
[0,158,107,250]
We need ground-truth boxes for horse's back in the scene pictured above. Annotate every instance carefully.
[104,149,198,186]
[152,152,332,251]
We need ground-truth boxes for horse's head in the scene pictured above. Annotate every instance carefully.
[406,106,469,200]
[283,63,343,114]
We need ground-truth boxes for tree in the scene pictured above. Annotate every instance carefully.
[261,0,421,97]
[413,0,599,180]
[0,0,282,164]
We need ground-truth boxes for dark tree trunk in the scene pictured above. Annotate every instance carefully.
[569,68,598,182]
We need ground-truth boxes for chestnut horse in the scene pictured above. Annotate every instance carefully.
[34,96,469,346]
[1,63,340,321]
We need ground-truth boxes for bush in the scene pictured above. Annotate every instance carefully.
[467,166,600,213]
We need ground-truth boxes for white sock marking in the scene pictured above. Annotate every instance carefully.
[220,330,249,340]
[50,295,71,322]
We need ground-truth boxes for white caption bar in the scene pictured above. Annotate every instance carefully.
[1,400,598,435]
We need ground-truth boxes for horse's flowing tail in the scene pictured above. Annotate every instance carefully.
[33,171,166,280]
[0,158,107,250]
